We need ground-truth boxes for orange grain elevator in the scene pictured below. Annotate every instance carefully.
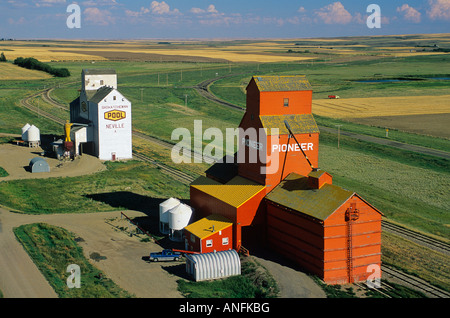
[188,75,383,284]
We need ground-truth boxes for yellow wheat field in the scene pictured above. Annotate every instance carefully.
[0,40,312,63]
[0,63,52,80]
[312,95,450,118]
[0,45,107,62]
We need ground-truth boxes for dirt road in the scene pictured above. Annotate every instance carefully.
[0,209,183,298]
[0,143,107,181]
[0,207,326,298]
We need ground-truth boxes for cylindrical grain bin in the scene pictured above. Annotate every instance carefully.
[159,198,180,234]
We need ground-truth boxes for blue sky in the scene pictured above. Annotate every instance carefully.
[1,0,449,39]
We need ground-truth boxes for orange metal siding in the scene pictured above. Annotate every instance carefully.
[259,91,313,116]
[200,226,233,254]
[265,194,382,284]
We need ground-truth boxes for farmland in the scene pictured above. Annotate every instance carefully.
[0,34,449,298]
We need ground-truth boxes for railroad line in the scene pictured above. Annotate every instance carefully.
[382,220,450,256]
[20,91,66,125]
[132,152,195,184]
[381,265,450,298]
[355,265,450,298]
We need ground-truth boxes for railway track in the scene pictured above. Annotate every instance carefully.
[354,265,450,298]
[20,90,66,125]
[381,265,450,298]
[382,220,450,256]
[193,75,247,111]
[132,152,195,184]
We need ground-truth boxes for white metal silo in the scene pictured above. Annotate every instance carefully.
[21,123,31,140]
[26,125,40,148]
[168,203,193,242]
[159,198,180,234]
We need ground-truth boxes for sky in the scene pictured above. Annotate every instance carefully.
[1,0,449,40]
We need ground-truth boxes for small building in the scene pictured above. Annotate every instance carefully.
[184,214,234,254]
[185,249,241,282]
[29,157,50,173]
[189,175,266,251]
[265,171,383,285]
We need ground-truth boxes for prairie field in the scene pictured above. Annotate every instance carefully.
[313,95,450,118]
[1,34,449,64]
[312,96,450,138]
[0,63,51,80]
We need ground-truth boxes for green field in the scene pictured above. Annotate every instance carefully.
[0,36,449,297]
[0,161,189,214]
[14,223,133,298]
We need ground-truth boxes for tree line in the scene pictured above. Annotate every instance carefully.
[13,57,71,77]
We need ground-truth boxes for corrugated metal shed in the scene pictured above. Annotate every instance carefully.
[190,175,265,208]
[29,157,50,173]
[265,172,354,221]
[185,250,241,282]
[260,114,319,135]
[252,75,312,92]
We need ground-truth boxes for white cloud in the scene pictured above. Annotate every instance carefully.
[34,0,66,7]
[298,7,306,13]
[427,0,450,20]
[315,2,352,24]
[397,4,421,23]
[84,7,116,26]
[150,1,180,15]
[190,5,219,15]
[82,0,119,6]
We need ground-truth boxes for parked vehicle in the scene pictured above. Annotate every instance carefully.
[149,249,182,262]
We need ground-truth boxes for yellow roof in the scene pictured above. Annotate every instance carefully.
[184,214,233,240]
[190,175,266,208]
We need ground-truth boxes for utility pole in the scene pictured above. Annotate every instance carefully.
[335,125,343,149]
[185,94,188,107]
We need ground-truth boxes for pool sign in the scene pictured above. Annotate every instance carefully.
[104,109,126,121]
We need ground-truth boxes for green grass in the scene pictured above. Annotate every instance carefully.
[14,223,133,298]
[0,166,8,177]
[382,232,450,292]
[318,138,449,238]
[0,161,189,214]
[0,88,62,135]
[314,114,450,153]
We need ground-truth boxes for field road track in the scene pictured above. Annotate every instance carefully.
[381,265,450,298]
[132,152,195,184]
[194,76,450,160]
[382,220,450,256]
[319,126,450,160]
